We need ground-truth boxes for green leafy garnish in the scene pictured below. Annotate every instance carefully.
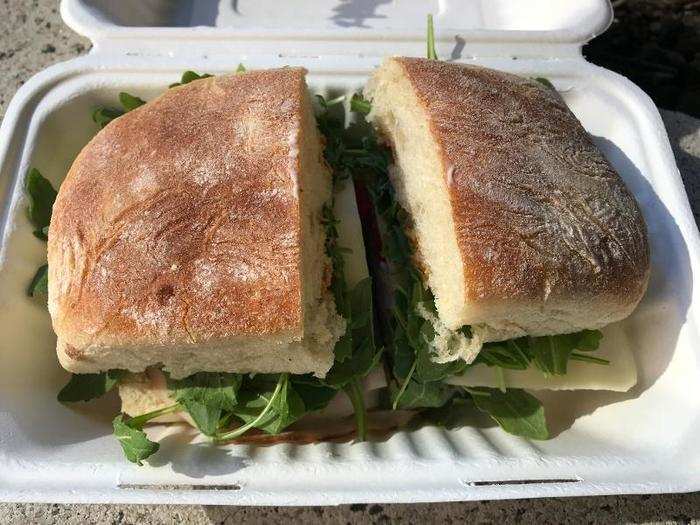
[215,373,295,441]
[25,168,57,240]
[569,353,610,365]
[291,376,338,411]
[57,370,126,402]
[25,169,55,307]
[113,404,179,465]
[392,377,456,410]
[534,77,555,90]
[323,278,382,388]
[235,63,246,74]
[119,92,146,112]
[315,99,388,439]
[350,93,372,115]
[27,263,48,299]
[92,107,124,129]
[316,94,346,111]
[343,379,367,439]
[469,388,549,440]
[527,331,603,377]
[475,339,531,370]
[168,372,242,436]
[419,395,477,428]
[113,415,160,465]
[169,70,213,88]
[473,331,605,378]
[92,91,146,129]
[427,14,438,60]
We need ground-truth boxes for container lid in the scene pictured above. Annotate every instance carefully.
[61,0,613,58]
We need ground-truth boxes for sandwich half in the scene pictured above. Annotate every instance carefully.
[49,68,343,379]
[362,57,650,432]
[47,68,382,461]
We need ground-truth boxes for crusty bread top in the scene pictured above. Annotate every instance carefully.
[392,57,649,323]
[48,68,310,351]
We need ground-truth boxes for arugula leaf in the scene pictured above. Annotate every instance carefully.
[528,330,602,377]
[91,92,143,129]
[324,279,381,387]
[419,395,477,429]
[169,70,212,88]
[178,400,222,436]
[27,263,48,299]
[392,378,456,409]
[316,103,388,439]
[119,92,146,112]
[316,94,346,111]
[471,331,605,377]
[534,77,555,90]
[322,203,348,316]
[569,352,610,365]
[474,339,531,370]
[216,374,303,440]
[290,376,338,411]
[58,370,126,402]
[92,107,124,129]
[316,98,390,185]
[168,372,241,436]
[317,110,386,379]
[391,325,416,380]
[168,372,240,410]
[113,404,180,464]
[113,415,160,465]
[427,14,438,60]
[25,168,57,240]
[350,93,371,115]
[470,388,549,440]
[571,329,603,351]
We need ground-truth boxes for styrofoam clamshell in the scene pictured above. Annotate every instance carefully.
[0,0,698,504]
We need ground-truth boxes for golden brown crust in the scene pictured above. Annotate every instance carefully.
[48,68,309,352]
[394,57,650,314]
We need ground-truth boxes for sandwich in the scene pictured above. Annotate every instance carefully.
[23,21,651,459]
[357,56,650,437]
[38,67,383,463]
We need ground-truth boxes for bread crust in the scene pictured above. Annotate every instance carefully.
[392,58,650,332]
[48,69,311,365]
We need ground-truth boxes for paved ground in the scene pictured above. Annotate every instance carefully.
[1,1,699,523]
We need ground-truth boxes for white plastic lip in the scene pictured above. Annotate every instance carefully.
[0,55,699,504]
[60,0,613,48]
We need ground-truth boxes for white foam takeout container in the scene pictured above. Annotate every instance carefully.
[0,0,698,505]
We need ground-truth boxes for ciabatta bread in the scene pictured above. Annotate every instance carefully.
[365,57,649,339]
[48,68,344,378]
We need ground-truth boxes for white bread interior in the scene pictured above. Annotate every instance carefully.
[365,60,468,331]
[292,81,346,377]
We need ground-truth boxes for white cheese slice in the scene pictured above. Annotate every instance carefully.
[444,324,637,392]
[333,179,369,289]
